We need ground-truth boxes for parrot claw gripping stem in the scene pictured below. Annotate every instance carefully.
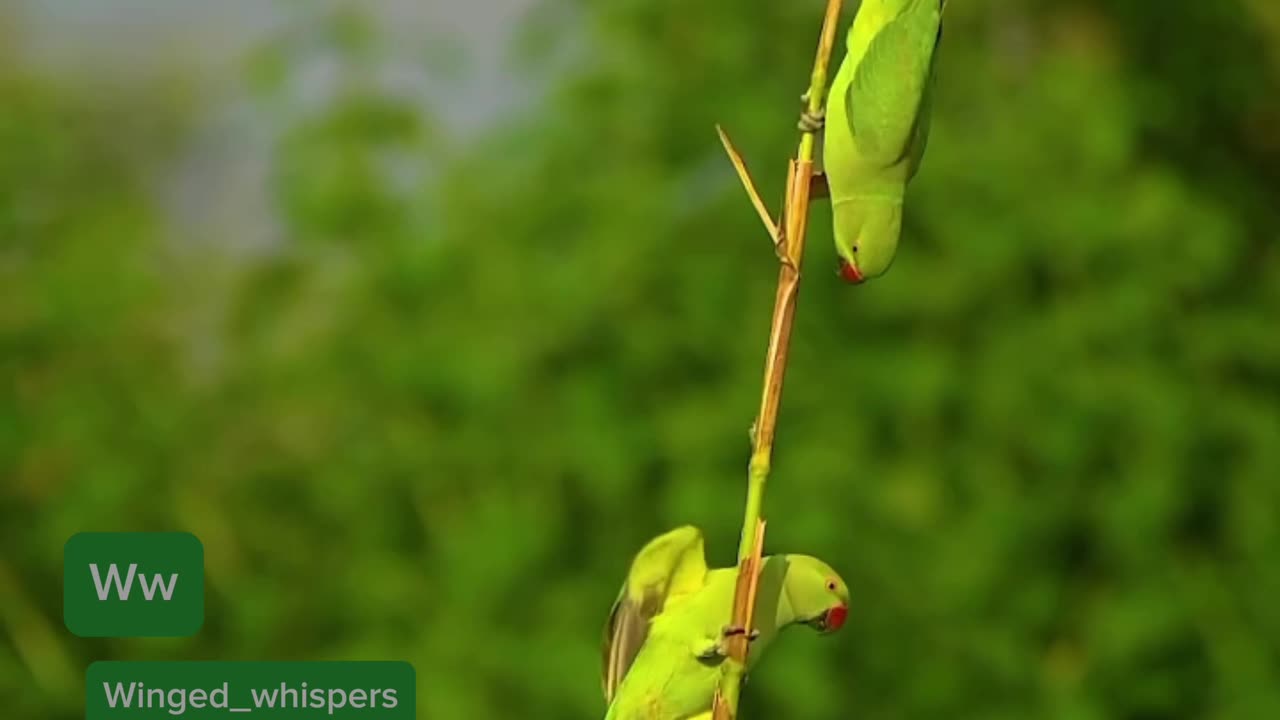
[695,637,730,661]
[694,626,760,661]
[722,625,761,642]
[798,91,825,133]
[798,109,825,133]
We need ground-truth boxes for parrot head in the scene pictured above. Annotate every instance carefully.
[782,555,850,634]
[833,197,904,285]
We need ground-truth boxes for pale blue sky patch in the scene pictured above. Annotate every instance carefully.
[9,0,549,249]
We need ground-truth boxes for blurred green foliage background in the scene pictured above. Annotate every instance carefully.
[3,1,1280,718]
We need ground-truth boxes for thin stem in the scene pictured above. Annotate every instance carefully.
[716,125,781,246]
[710,1,845,718]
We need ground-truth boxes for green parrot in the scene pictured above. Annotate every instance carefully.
[805,0,946,284]
[601,526,849,720]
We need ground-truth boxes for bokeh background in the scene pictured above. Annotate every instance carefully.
[3,1,1280,718]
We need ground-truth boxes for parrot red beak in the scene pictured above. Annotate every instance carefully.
[838,259,865,284]
[824,604,848,632]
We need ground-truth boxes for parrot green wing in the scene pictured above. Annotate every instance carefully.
[845,1,942,167]
[601,525,709,704]
[905,71,936,179]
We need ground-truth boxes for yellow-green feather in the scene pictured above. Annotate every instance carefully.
[601,526,709,705]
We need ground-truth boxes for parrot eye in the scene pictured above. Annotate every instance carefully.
[825,579,838,592]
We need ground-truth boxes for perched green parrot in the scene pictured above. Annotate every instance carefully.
[805,0,946,284]
[601,526,849,720]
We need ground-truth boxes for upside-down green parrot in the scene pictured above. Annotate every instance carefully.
[601,526,849,720]
[805,0,946,284]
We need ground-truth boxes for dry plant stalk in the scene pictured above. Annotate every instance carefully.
[710,1,845,718]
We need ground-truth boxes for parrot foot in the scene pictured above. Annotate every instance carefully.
[798,109,825,134]
[693,626,760,661]
[694,637,730,661]
[798,91,825,133]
